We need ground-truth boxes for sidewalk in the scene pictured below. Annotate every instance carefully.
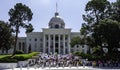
[4,66,120,70]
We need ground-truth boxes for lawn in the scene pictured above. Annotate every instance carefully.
[0,52,39,63]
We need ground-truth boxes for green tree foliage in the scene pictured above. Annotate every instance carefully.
[70,36,81,47]
[111,0,120,22]
[0,21,14,53]
[81,0,120,55]
[8,3,34,55]
[96,19,120,53]
[81,0,110,48]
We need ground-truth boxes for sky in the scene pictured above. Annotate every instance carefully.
[0,0,116,37]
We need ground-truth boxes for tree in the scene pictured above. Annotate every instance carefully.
[8,3,34,55]
[96,19,120,54]
[0,21,14,53]
[111,0,120,22]
[81,0,111,54]
[70,36,82,47]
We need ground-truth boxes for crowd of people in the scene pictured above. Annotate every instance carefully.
[28,53,120,68]
[39,53,81,67]
[28,53,85,67]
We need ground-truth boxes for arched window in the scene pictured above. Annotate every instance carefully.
[82,46,84,48]
[28,44,31,53]
[22,42,25,51]
[19,42,21,50]
[35,38,37,41]
[55,24,59,28]
[76,45,79,48]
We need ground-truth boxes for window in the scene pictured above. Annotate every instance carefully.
[76,45,79,48]
[65,35,68,40]
[55,36,58,41]
[55,24,59,28]
[60,35,63,40]
[50,35,53,40]
[82,49,84,53]
[19,42,21,50]
[46,49,48,53]
[82,46,84,48]
[28,44,31,53]
[46,35,48,40]
[40,38,42,41]
[35,38,37,41]
[65,42,67,47]
[22,42,25,51]
[66,49,68,54]
[46,42,48,46]
[29,39,31,41]
[40,43,42,47]
[50,46,53,48]
[55,43,58,47]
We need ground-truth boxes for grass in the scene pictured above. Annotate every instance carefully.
[0,54,10,59]
[0,52,39,63]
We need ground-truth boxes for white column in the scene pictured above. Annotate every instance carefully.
[53,34,55,54]
[26,38,29,53]
[63,34,65,54]
[21,42,22,51]
[43,34,46,53]
[68,34,71,54]
[58,34,60,54]
[48,34,50,54]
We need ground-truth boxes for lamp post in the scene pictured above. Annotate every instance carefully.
[102,43,108,53]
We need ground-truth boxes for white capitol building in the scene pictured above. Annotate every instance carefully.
[0,11,89,54]
[16,11,89,55]
[17,12,88,54]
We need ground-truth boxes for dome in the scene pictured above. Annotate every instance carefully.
[49,12,65,29]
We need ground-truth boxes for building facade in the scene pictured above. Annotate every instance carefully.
[0,12,89,54]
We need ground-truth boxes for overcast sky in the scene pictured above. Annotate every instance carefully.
[0,0,116,37]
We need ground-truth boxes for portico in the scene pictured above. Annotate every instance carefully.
[43,28,71,54]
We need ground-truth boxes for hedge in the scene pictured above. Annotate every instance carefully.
[0,52,39,62]
[73,52,102,61]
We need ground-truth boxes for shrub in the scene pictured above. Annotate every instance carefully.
[0,52,39,62]
[13,56,25,61]
[0,56,17,63]
[73,51,81,56]
[15,50,24,54]
[73,51,101,61]
[13,52,39,61]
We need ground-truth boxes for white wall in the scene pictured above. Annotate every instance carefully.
[0,63,17,69]
[26,32,43,53]
[72,45,89,54]
[17,61,28,67]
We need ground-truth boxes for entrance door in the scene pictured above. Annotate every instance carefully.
[55,43,58,53]
[55,49,58,54]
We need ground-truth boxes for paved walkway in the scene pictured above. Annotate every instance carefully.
[4,66,120,70]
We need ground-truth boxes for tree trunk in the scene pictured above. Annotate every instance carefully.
[94,10,99,24]
[6,49,8,54]
[12,26,19,56]
[108,44,112,54]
